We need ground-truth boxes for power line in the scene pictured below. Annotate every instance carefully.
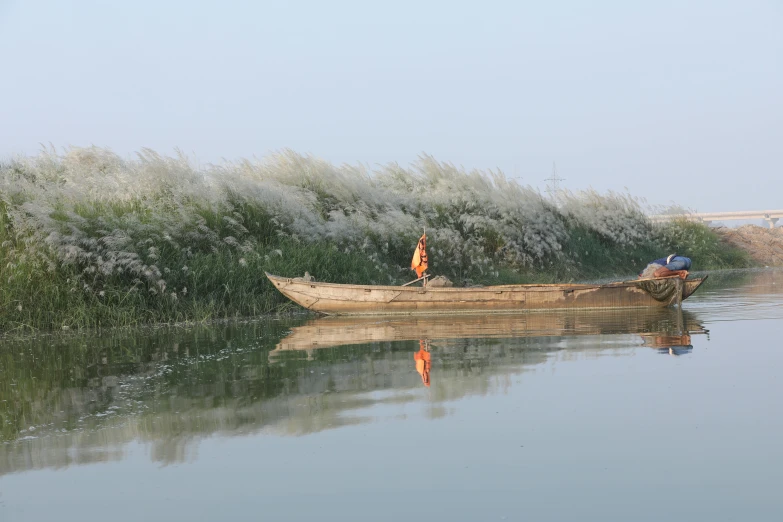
[544,162,565,198]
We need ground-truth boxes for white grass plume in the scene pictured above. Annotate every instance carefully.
[0,146,663,290]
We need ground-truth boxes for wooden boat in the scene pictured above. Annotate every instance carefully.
[271,308,707,354]
[265,272,708,316]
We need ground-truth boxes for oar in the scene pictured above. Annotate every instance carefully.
[402,274,428,287]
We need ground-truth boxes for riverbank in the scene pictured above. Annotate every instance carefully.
[714,225,783,266]
[0,147,751,331]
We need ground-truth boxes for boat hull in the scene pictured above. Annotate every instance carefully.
[265,273,707,316]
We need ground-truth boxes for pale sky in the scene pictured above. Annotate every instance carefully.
[1,0,781,212]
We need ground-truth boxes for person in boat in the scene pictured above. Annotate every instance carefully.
[414,341,431,387]
[639,254,691,280]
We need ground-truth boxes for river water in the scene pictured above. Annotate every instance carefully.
[1,270,782,521]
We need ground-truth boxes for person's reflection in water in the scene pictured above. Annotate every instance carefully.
[414,340,431,387]
[641,333,693,356]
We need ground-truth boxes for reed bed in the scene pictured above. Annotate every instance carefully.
[0,146,749,330]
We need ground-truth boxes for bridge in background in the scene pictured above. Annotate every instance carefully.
[649,210,783,229]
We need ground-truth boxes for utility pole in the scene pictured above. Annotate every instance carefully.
[545,162,565,200]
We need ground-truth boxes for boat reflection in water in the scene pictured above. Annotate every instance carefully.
[0,307,707,474]
[273,308,705,354]
[271,308,707,385]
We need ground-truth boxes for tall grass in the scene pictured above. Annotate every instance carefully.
[0,146,750,330]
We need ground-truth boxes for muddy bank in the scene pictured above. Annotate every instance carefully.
[715,225,783,266]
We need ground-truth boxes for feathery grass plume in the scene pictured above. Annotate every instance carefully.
[0,146,750,330]
[558,189,652,247]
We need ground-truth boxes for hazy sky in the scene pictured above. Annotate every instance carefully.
[1,0,780,212]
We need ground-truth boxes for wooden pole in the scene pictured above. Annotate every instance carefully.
[675,277,683,310]
[402,274,427,287]
[422,226,427,287]
[676,305,684,335]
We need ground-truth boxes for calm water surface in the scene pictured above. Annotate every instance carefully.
[1,270,782,521]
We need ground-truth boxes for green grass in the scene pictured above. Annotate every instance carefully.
[655,218,751,270]
[0,239,395,331]
[0,219,751,332]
